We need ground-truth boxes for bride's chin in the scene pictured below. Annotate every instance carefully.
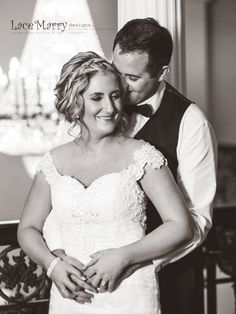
[96,118,119,130]
[99,126,117,136]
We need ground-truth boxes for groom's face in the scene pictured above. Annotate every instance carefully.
[112,44,159,106]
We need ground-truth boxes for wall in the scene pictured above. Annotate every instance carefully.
[209,0,236,144]
[185,1,236,313]
[0,0,37,72]
[87,0,117,60]
[0,0,117,221]
[0,0,37,221]
[185,0,236,144]
[185,0,209,115]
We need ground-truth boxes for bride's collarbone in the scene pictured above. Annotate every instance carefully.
[60,139,139,182]
[63,152,129,183]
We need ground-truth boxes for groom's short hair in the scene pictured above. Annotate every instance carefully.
[113,18,173,76]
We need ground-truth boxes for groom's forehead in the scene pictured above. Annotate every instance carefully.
[112,50,149,76]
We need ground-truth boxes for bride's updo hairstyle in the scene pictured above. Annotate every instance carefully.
[54,51,128,135]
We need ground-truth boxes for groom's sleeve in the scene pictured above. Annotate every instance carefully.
[152,104,217,271]
[43,210,64,252]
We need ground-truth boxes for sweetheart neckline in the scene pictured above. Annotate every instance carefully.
[58,171,124,190]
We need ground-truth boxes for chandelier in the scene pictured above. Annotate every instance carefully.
[0,0,104,159]
[0,57,63,156]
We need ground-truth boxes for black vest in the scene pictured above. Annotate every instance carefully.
[134,82,192,233]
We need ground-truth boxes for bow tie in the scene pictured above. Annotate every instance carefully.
[124,103,153,117]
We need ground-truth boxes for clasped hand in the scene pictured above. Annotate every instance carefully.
[50,254,97,304]
[83,247,130,293]
[51,247,143,304]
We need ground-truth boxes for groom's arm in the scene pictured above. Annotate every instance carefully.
[102,105,217,286]
[152,104,217,270]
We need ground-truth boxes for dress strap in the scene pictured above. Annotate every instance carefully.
[133,143,168,180]
[36,152,61,186]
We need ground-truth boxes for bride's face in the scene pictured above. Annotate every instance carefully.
[81,71,123,137]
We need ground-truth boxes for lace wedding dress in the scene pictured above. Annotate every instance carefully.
[37,143,167,314]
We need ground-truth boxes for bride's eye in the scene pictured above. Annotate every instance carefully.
[91,96,102,102]
[111,92,121,100]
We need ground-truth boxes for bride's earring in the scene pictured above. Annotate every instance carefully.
[117,112,129,133]
[68,118,81,139]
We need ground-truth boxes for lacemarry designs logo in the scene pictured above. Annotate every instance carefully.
[11,19,68,33]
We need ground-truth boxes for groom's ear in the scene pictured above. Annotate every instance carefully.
[158,65,170,81]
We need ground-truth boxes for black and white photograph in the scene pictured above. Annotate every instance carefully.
[0,1,235,313]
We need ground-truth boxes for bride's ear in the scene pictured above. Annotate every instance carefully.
[158,66,170,82]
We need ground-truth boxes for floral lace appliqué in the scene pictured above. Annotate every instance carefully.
[133,143,168,181]
[36,152,60,186]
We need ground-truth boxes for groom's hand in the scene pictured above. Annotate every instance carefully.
[83,249,130,292]
[53,249,87,279]
[83,249,151,293]
[112,261,151,290]
[98,261,152,293]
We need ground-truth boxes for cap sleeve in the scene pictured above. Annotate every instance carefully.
[36,152,60,185]
[133,143,168,180]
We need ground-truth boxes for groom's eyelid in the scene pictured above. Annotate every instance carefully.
[126,74,140,79]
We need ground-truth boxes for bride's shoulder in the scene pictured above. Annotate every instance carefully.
[49,141,75,166]
[123,138,158,155]
[124,138,167,168]
[123,138,148,151]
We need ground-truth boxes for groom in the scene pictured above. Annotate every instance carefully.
[111,18,217,314]
[53,18,217,314]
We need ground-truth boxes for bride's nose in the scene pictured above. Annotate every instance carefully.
[103,98,115,113]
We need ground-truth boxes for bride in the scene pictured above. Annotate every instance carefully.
[18,51,194,314]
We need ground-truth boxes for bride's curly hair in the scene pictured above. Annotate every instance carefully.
[54,51,129,136]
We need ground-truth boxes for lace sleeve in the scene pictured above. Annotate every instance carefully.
[134,143,168,180]
[36,152,60,186]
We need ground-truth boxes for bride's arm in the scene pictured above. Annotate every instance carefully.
[18,173,57,270]
[84,164,194,291]
[123,165,194,263]
[17,172,96,299]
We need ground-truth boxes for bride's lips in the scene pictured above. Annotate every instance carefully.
[96,115,116,120]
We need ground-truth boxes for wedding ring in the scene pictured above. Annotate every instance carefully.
[101,280,107,286]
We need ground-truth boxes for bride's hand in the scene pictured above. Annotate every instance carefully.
[83,248,130,292]
[50,253,97,303]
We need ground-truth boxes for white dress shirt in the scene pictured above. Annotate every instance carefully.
[125,81,218,270]
[42,81,217,271]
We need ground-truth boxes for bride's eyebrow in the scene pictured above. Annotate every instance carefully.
[89,92,103,96]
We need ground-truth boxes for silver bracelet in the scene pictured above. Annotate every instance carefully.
[47,257,61,278]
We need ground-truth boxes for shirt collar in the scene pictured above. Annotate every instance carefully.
[137,80,166,115]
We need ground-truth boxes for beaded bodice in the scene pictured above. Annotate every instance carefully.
[37,143,167,261]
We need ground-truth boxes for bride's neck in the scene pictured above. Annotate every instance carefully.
[76,129,119,154]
